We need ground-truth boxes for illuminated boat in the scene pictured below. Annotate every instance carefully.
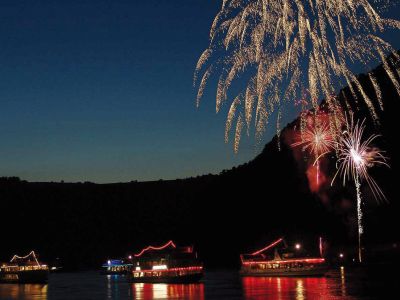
[240,238,328,277]
[0,251,49,283]
[101,259,133,275]
[127,241,204,283]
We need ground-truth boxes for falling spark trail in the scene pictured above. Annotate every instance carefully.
[355,174,363,263]
[333,116,389,263]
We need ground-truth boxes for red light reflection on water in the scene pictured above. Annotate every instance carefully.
[131,283,204,300]
[242,273,352,300]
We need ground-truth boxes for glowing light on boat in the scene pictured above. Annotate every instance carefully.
[10,251,44,267]
[134,241,177,257]
[242,258,325,266]
[250,238,284,256]
[152,265,168,270]
[132,266,203,274]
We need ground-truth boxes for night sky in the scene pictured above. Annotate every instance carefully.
[1,0,399,183]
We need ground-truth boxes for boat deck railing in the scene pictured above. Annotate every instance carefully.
[0,265,49,272]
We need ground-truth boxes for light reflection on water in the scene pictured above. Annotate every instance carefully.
[0,268,390,299]
[241,276,354,300]
[0,284,48,300]
[131,282,205,300]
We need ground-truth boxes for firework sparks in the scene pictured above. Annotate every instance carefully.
[292,120,335,161]
[333,117,389,201]
[195,0,400,150]
[292,109,338,186]
[332,116,389,262]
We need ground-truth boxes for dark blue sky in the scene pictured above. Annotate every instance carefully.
[1,1,399,183]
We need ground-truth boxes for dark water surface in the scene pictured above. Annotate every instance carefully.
[0,268,395,299]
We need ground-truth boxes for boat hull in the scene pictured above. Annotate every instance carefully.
[128,272,203,283]
[240,267,328,277]
[0,270,49,284]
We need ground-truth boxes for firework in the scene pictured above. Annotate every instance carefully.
[332,116,389,262]
[195,0,400,150]
[333,117,388,201]
[291,110,337,186]
[292,112,336,185]
[292,119,335,161]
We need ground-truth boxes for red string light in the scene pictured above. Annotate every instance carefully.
[132,266,203,273]
[250,238,284,256]
[134,240,177,257]
[242,258,325,266]
[319,237,323,257]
